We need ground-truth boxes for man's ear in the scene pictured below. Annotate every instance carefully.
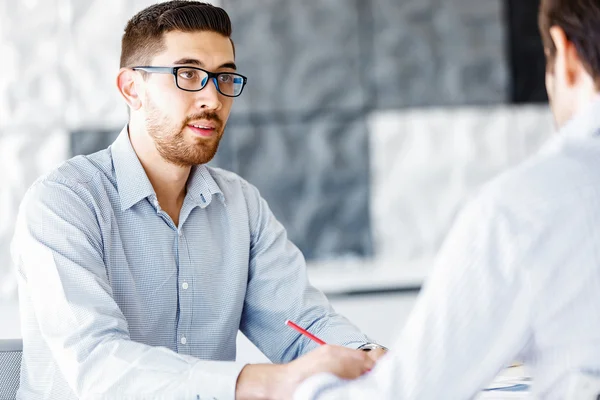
[117,68,143,111]
[549,26,582,87]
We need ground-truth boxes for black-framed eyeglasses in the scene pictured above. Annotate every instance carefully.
[132,66,248,97]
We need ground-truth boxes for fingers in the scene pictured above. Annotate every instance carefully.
[359,350,376,375]
[319,345,375,379]
[280,346,376,399]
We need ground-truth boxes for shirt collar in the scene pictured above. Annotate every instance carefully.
[111,126,225,211]
[186,164,225,209]
[559,95,600,139]
[111,126,156,211]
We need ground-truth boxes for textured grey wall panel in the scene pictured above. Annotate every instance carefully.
[220,114,372,260]
[222,0,366,114]
[70,129,120,156]
[370,0,508,108]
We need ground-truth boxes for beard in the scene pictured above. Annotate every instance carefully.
[144,97,225,167]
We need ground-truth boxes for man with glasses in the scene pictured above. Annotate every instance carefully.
[11,2,385,399]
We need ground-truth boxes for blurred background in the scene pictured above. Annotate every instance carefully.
[0,0,552,361]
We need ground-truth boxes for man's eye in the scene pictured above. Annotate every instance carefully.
[179,70,198,80]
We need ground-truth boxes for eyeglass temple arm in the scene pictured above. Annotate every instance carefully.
[131,67,174,73]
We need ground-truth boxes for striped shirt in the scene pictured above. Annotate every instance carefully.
[295,98,600,400]
[11,127,370,400]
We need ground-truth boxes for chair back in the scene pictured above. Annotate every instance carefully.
[0,339,22,400]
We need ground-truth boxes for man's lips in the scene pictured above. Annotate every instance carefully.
[187,123,218,137]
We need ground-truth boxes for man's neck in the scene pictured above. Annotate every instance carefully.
[127,122,189,225]
[557,91,600,134]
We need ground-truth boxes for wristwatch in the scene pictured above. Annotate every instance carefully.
[358,343,388,352]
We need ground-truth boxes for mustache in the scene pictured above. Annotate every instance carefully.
[183,112,224,130]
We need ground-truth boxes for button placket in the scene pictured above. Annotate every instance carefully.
[176,229,192,354]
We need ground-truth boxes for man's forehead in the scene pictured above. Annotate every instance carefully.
[157,30,234,66]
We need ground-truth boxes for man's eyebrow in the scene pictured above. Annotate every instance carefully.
[218,62,237,70]
[173,58,204,66]
[172,58,237,71]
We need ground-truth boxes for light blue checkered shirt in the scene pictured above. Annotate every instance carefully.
[11,127,370,400]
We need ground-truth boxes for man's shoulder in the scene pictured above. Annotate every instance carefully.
[204,165,257,194]
[481,143,599,213]
[201,166,269,215]
[205,165,245,183]
[27,149,114,203]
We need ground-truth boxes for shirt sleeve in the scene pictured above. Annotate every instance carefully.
[12,179,246,400]
[238,180,371,362]
[295,191,535,399]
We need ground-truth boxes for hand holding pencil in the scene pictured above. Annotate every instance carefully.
[286,319,387,363]
[238,319,377,399]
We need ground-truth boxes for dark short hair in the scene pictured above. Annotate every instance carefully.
[539,0,600,89]
[120,1,233,68]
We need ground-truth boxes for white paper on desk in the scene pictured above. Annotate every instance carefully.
[475,367,532,399]
[477,392,529,399]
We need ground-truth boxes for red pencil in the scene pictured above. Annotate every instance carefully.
[285,319,327,345]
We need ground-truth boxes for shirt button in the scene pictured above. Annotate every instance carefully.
[182,282,189,290]
[180,336,187,345]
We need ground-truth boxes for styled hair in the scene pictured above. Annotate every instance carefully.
[539,0,600,88]
[120,1,233,68]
